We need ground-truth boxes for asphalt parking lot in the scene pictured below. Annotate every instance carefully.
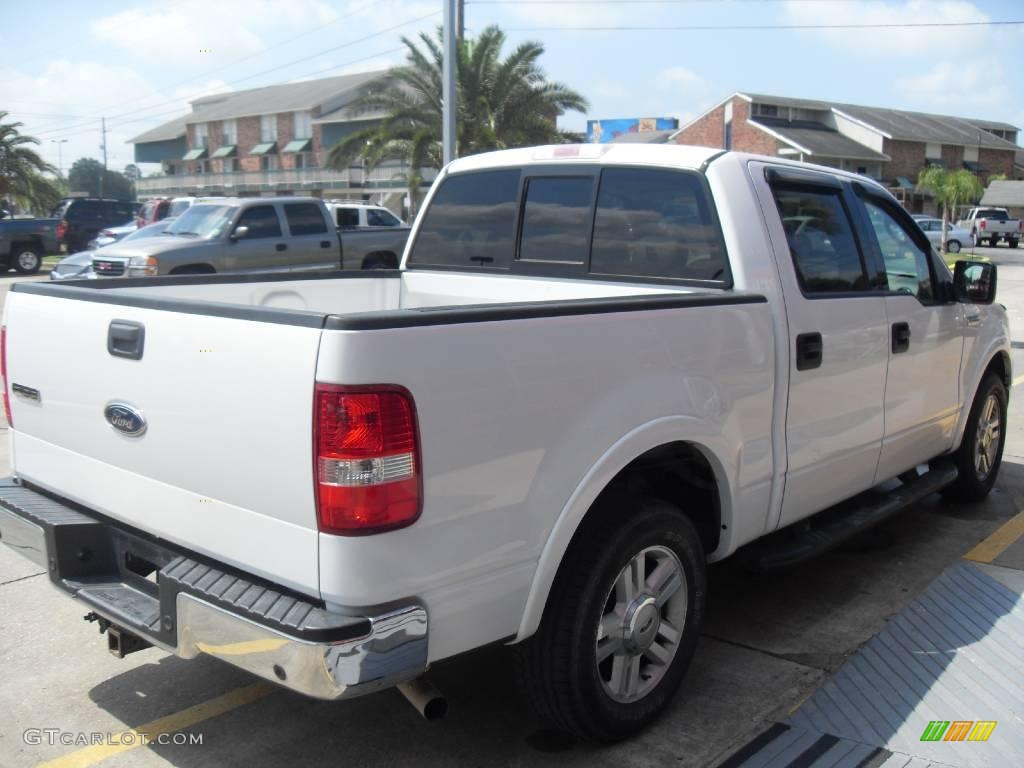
[1,248,1023,768]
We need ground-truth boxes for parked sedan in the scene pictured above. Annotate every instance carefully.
[87,221,138,250]
[915,217,972,253]
[51,217,177,280]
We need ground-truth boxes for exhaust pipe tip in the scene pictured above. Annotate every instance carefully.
[396,676,448,721]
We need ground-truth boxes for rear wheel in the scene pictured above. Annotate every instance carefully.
[946,239,961,254]
[943,374,1007,502]
[517,498,706,742]
[1009,238,1019,249]
[13,245,42,274]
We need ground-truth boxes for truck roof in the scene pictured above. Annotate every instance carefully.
[446,143,723,174]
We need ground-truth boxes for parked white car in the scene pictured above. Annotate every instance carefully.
[324,199,405,229]
[914,217,972,253]
[0,146,1010,742]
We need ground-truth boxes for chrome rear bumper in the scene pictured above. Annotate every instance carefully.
[0,479,427,700]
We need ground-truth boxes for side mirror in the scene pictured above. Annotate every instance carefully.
[953,261,997,305]
[229,225,249,242]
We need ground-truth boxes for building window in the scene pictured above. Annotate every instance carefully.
[753,103,778,118]
[222,119,237,145]
[925,142,942,163]
[193,122,208,148]
[294,153,307,169]
[261,154,278,171]
[260,115,278,143]
[224,158,239,172]
[196,160,209,174]
[293,111,312,140]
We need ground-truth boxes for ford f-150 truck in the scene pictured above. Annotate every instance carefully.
[956,206,1022,248]
[89,197,408,277]
[0,145,1010,742]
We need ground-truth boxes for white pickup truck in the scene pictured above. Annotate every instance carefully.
[0,145,1010,742]
[956,206,1022,248]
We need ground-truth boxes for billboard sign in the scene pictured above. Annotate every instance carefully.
[586,117,679,144]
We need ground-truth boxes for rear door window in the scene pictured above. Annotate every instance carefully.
[771,187,871,294]
[518,176,594,264]
[335,208,359,228]
[590,168,729,282]
[284,203,328,236]
[408,169,521,269]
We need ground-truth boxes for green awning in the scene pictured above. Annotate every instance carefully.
[251,142,277,156]
[182,147,208,161]
[281,139,312,153]
[896,176,915,190]
[210,145,237,158]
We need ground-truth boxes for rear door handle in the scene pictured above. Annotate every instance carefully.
[795,332,823,371]
[892,322,911,353]
[275,243,287,252]
[320,240,332,248]
[108,320,145,360]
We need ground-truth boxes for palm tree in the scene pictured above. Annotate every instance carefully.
[326,25,588,215]
[917,166,984,254]
[0,112,62,215]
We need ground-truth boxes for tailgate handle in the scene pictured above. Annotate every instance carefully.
[108,320,145,360]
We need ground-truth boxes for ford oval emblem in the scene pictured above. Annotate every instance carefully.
[104,403,147,437]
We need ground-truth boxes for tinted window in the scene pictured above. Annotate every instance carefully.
[235,206,282,238]
[284,203,327,235]
[335,208,359,228]
[167,205,234,239]
[67,202,98,220]
[409,169,521,269]
[861,198,934,300]
[519,177,593,264]
[591,168,729,282]
[772,188,870,293]
[977,209,1008,220]
[367,208,401,227]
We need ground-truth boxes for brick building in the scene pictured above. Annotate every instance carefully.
[673,93,1021,200]
[129,72,426,208]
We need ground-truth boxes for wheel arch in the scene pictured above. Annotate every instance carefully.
[953,348,1011,452]
[168,263,217,275]
[360,250,399,269]
[515,419,731,642]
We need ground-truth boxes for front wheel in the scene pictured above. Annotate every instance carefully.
[943,374,1007,502]
[946,239,961,254]
[13,245,42,274]
[517,498,706,742]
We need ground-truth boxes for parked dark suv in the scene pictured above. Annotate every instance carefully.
[52,198,137,254]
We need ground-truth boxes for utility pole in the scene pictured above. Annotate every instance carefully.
[50,139,68,178]
[442,0,457,166]
[457,0,464,40]
[98,117,109,198]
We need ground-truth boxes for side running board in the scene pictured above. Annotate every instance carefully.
[742,461,958,572]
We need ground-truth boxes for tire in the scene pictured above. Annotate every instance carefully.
[943,373,1007,502]
[1009,238,1019,249]
[517,497,706,742]
[12,245,42,274]
[361,252,398,270]
[947,239,961,254]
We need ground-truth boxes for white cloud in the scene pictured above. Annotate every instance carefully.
[656,67,707,95]
[91,0,338,66]
[895,58,1005,112]
[781,0,991,56]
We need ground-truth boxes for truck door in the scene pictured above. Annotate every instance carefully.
[756,165,890,526]
[225,204,291,273]
[851,186,964,476]
[281,201,339,272]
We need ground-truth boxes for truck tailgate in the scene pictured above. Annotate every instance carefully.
[3,289,324,597]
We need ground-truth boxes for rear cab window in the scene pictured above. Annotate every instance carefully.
[407,165,731,285]
[284,203,328,236]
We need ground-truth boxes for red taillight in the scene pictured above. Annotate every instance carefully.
[100,229,113,238]
[56,220,67,240]
[1,326,12,428]
[314,384,421,535]
[979,219,986,230]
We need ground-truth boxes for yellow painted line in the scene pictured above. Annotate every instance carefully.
[964,510,1024,564]
[36,683,273,768]
[1013,373,1024,388]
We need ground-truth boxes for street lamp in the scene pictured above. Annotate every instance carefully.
[50,139,68,177]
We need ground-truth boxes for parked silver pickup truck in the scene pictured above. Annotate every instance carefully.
[90,197,408,277]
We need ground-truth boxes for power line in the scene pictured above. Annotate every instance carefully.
[32,9,440,140]
[503,20,1024,31]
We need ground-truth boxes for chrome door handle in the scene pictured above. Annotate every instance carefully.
[966,314,981,327]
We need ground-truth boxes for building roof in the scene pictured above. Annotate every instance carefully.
[739,92,1020,150]
[751,118,889,161]
[980,180,1024,207]
[129,70,386,144]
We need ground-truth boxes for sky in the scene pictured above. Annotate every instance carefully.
[2,0,1022,176]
